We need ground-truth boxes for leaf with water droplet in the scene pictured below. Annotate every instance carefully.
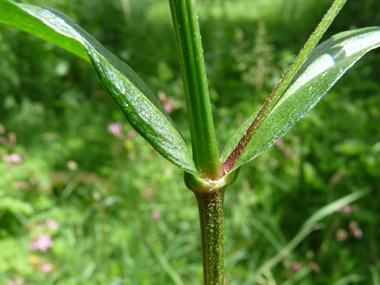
[222,27,380,171]
[0,0,198,176]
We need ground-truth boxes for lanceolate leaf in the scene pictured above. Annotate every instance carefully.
[222,0,347,172]
[222,27,380,171]
[0,0,198,176]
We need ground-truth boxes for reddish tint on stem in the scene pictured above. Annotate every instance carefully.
[222,97,272,172]
[223,1,349,174]
[222,136,247,173]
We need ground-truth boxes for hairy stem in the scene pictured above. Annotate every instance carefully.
[194,188,226,285]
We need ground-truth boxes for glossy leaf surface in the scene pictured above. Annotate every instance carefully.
[222,0,347,172]
[222,27,380,171]
[0,0,197,176]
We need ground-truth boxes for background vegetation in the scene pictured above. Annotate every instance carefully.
[0,0,379,284]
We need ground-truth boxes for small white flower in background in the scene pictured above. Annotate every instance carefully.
[6,277,23,285]
[46,218,59,230]
[158,90,167,102]
[66,160,78,171]
[108,122,123,138]
[9,153,22,164]
[336,229,348,241]
[30,235,53,253]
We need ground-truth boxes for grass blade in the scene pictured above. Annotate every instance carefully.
[371,266,380,285]
[245,188,370,284]
[332,274,366,285]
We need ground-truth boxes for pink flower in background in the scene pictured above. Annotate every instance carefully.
[342,205,353,213]
[340,204,357,214]
[30,235,53,252]
[353,228,363,239]
[275,138,284,148]
[46,219,59,230]
[309,261,320,273]
[158,91,175,114]
[41,263,53,273]
[9,153,22,164]
[151,210,160,221]
[108,122,123,138]
[163,103,173,114]
[348,220,363,239]
[291,262,302,272]
[127,129,136,138]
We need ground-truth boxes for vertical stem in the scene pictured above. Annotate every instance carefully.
[194,188,226,285]
[168,0,223,179]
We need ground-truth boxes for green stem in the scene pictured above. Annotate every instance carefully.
[168,0,222,180]
[194,188,226,285]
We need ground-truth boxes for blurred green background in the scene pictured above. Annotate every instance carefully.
[0,0,380,284]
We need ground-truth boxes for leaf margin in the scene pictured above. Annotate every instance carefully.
[222,26,380,172]
[0,0,198,176]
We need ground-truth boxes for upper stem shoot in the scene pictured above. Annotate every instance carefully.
[168,0,223,180]
[222,0,347,172]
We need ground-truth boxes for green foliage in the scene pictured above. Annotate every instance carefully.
[0,0,197,176]
[0,0,379,284]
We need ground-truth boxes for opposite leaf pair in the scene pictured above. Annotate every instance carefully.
[1,0,380,185]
